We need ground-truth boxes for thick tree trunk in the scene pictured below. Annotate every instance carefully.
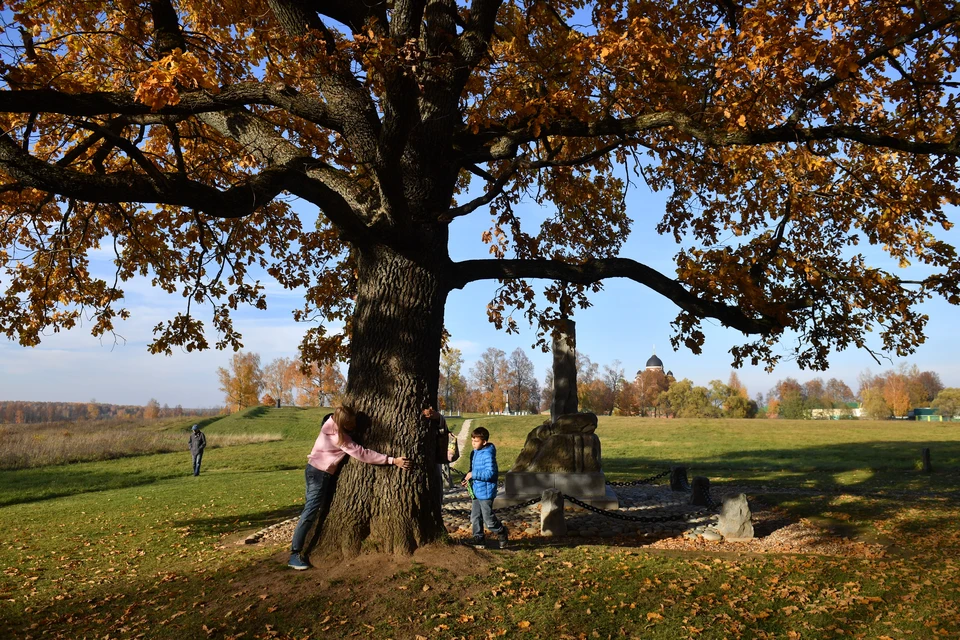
[316,243,448,557]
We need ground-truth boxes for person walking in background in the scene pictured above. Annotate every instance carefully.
[462,426,508,549]
[188,424,206,476]
[288,405,411,570]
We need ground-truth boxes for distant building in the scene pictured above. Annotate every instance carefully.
[645,353,663,372]
[910,407,958,421]
[640,349,673,379]
[811,404,863,420]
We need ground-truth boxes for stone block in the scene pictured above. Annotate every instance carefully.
[494,472,619,509]
[717,493,754,540]
[670,466,689,491]
[540,489,567,536]
[690,476,710,506]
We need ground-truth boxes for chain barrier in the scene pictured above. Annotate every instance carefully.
[704,492,722,511]
[493,496,541,513]
[605,469,671,486]
[442,468,721,523]
[443,495,541,518]
[562,493,715,523]
[451,467,672,489]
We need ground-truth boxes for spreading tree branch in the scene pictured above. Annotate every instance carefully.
[0,85,335,130]
[458,111,960,164]
[0,131,290,217]
[449,256,802,335]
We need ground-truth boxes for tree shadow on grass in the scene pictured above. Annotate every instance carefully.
[599,439,960,548]
[171,506,301,537]
[192,414,227,429]
[239,406,270,420]
[601,439,960,491]
[1,536,947,640]
[0,467,187,508]
[0,464,302,508]
[159,440,960,553]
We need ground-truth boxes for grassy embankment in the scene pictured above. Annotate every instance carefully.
[0,414,282,471]
[1,409,959,639]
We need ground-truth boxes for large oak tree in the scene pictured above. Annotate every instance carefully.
[2,0,960,554]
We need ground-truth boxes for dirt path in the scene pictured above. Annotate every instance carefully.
[455,418,472,453]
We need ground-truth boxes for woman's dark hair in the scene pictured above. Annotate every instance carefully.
[471,426,490,441]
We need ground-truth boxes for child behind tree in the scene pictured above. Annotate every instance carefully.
[462,426,508,549]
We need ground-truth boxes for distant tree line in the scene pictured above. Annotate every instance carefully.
[857,366,946,419]
[217,352,346,412]
[217,346,956,421]
[763,376,858,419]
[0,400,219,425]
[436,347,758,418]
[442,348,955,420]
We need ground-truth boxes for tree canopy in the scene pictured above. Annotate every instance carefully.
[2,0,959,370]
[3,0,960,553]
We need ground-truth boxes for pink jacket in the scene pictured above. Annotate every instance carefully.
[306,417,394,474]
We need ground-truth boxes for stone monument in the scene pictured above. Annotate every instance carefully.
[493,411,619,509]
[550,317,578,421]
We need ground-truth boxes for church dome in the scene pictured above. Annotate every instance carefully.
[645,354,663,369]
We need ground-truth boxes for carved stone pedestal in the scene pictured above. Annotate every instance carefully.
[493,471,619,509]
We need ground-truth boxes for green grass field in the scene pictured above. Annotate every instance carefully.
[2,409,959,639]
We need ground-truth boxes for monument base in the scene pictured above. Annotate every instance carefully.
[493,472,619,510]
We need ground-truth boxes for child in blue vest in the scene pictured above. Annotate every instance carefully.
[462,426,508,549]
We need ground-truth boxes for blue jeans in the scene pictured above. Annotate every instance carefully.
[192,451,203,476]
[471,499,504,539]
[290,465,336,555]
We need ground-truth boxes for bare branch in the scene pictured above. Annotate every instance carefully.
[444,157,524,220]
[312,0,390,35]
[445,140,622,220]
[196,107,375,227]
[456,0,504,68]
[449,256,803,335]
[74,121,169,187]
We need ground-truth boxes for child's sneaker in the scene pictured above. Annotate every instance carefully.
[470,536,486,549]
[497,526,509,549]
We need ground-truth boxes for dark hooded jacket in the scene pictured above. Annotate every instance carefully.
[189,429,206,455]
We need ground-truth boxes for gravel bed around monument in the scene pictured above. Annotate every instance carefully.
[243,483,888,558]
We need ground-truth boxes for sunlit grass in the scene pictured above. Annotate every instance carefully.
[458,414,960,492]
[2,409,960,638]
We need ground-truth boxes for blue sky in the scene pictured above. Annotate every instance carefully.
[2,183,959,408]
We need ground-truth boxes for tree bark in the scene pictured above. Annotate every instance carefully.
[316,242,449,557]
